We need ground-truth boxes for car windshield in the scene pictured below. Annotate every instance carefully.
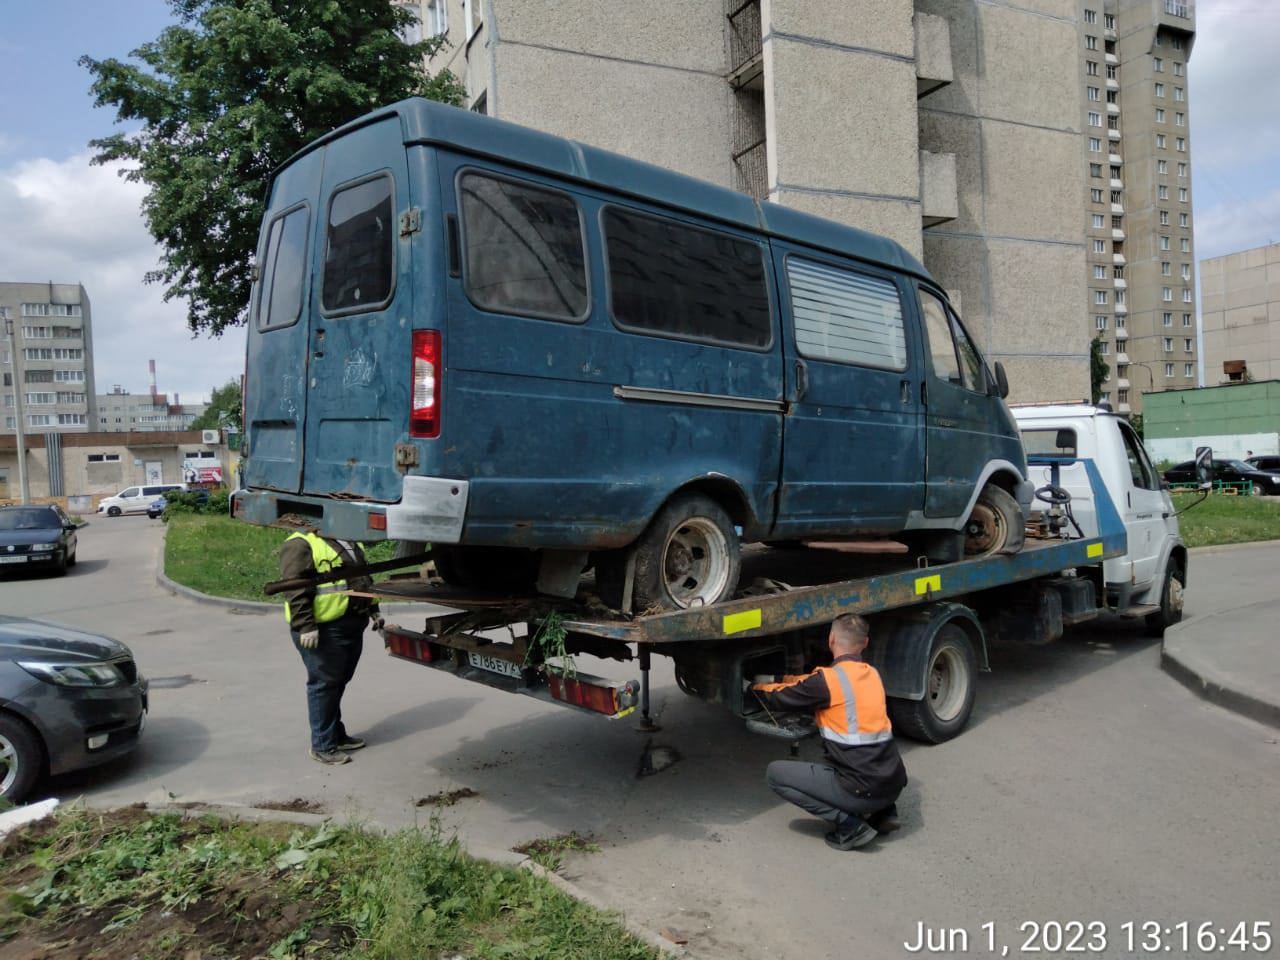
[0,508,59,531]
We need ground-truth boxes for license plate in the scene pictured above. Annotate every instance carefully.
[467,651,523,679]
[0,556,27,564]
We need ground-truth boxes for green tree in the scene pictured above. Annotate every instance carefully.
[1090,336,1110,404]
[191,379,243,431]
[81,0,463,337]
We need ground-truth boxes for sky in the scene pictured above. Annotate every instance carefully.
[1,1,1278,404]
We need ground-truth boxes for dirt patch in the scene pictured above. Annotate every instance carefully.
[414,787,479,807]
[252,797,326,814]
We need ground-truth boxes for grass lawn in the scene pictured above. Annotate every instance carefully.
[1171,491,1280,549]
[0,806,656,960]
[164,515,398,604]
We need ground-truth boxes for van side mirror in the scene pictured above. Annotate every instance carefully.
[1194,446,1213,490]
[989,361,1010,400]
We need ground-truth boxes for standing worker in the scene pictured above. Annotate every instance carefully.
[281,531,383,765]
[751,613,907,850]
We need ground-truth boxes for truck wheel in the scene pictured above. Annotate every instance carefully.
[1145,564,1185,637]
[630,493,741,612]
[963,485,1024,557]
[0,713,44,805]
[433,546,539,593]
[888,624,977,743]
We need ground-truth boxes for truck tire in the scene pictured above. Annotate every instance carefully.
[888,623,978,743]
[963,485,1024,557]
[0,713,44,805]
[1145,563,1185,637]
[432,546,539,593]
[630,493,741,612]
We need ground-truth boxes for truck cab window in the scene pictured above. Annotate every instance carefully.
[1117,420,1158,490]
[322,174,394,313]
[918,288,986,392]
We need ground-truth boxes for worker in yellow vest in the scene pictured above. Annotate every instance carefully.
[280,531,382,765]
[751,613,908,850]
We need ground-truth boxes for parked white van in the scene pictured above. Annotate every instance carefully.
[97,484,187,517]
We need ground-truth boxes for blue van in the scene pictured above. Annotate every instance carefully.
[233,99,1031,610]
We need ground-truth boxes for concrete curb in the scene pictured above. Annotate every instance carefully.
[154,526,277,614]
[1159,643,1280,731]
[1187,538,1280,557]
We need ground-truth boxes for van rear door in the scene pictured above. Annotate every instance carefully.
[772,247,924,536]
[300,117,414,502]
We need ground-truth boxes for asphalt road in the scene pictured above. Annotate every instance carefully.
[4,519,1278,960]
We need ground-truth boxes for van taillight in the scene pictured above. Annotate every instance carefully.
[410,330,441,438]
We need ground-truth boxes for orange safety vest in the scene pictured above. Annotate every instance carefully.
[813,661,894,746]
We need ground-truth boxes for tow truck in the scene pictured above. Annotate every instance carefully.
[267,405,1210,744]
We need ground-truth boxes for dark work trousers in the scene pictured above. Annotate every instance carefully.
[766,760,898,828]
[291,611,366,752]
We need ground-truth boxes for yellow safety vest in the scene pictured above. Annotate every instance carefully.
[284,532,350,625]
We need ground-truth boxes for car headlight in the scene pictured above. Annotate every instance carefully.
[17,660,125,687]
[30,543,57,552]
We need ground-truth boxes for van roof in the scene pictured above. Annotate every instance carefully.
[279,98,936,287]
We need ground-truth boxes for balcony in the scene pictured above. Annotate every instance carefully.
[1115,302,1128,314]
[1109,152,1123,164]
[1118,402,1132,414]
[1107,128,1121,140]
[727,0,763,90]
[1110,177,1124,189]
[1112,228,1126,240]
[1105,53,1119,65]
[1114,277,1127,289]
[915,13,953,98]
[919,150,958,227]
[1116,352,1130,364]
[1113,252,1126,264]
[1106,78,1119,91]
[1111,202,1125,214]
[1107,103,1120,115]
[1117,378,1131,388]
[1116,328,1129,341]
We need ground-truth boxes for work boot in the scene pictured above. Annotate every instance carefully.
[867,803,901,834]
[824,816,877,851]
[309,748,352,765]
[336,736,366,752]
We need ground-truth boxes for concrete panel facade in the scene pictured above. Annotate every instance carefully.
[1201,242,1280,385]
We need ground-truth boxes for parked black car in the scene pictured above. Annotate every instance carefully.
[1164,458,1280,494]
[1246,455,1280,474]
[0,504,82,576]
[0,617,148,803]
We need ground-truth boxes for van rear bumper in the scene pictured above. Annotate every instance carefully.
[231,477,468,544]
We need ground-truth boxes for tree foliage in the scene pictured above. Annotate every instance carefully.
[191,378,243,431]
[81,0,463,337]
[1090,336,1110,404]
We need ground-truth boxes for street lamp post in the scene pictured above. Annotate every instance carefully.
[3,317,30,504]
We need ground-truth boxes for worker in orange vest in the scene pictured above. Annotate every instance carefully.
[751,612,908,850]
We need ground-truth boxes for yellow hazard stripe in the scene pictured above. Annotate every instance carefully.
[914,574,942,596]
[1087,542,1104,558]
[723,608,762,635]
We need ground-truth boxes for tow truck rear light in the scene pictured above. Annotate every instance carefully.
[368,512,387,531]
[410,330,441,438]
[385,628,434,663]
[547,671,639,718]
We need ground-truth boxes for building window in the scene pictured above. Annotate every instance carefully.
[1160,235,1170,250]
[1177,162,1187,177]
[1182,287,1192,302]
[1183,313,1192,326]
[57,413,85,426]
[1089,111,1102,127]
[1162,287,1173,302]
[1163,337,1173,351]
[1179,212,1189,227]
[1162,312,1173,326]
[22,326,52,339]
[26,414,53,427]
[1104,13,1115,28]
[1107,116,1120,131]
[1160,210,1170,225]
[464,0,481,38]
[1181,263,1191,280]
[1093,239,1106,253]
[1156,134,1167,149]
[1096,315,1108,331]
[54,370,84,383]
[1158,185,1169,200]
[1092,214,1105,228]
[1175,87,1184,102]
[1094,264,1107,279]
[1086,35,1098,49]
[1084,8,1097,23]
[1184,338,1194,351]
[1178,187,1188,202]
[1175,112,1185,127]
[1106,64,1118,79]
[1185,363,1194,377]
[1112,215,1123,229]
[1155,82,1165,97]
[1088,86,1100,102]
[1115,289,1126,305]
[1117,388,1128,402]
[1110,165,1122,178]
[1086,60,1099,76]
[1090,162,1103,177]
[1155,108,1165,123]
[1107,90,1118,104]
[1089,137,1102,153]
[1154,57,1163,72]
[1100,342,1110,355]
[1091,188,1104,203]
[1157,159,1168,174]
[1114,265,1124,279]
[425,0,448,35]
[1176,137,1186,151]
[1116,315,1126,329]
[1172,36,1183,50]
[1161,262,1171,276]
[1095,290,1108,305]
[1173,62,1183,76]
[1164,363,1174,377]
[1180,238,1190,253]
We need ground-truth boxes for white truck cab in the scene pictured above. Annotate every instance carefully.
[1013,404,1188,634]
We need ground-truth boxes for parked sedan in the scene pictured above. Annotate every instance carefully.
[0,617,148,803]
[1246,455,1280,474]
[0,504,81,576]
[1164,459,1280,494]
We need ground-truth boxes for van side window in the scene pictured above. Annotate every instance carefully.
[786,258,906,370]
[459,173,588,320]
[322,174,394,313]
[918,289,985,392]
[604,207,771,348]
[1117,420,1158,490]
[256,205,309,330]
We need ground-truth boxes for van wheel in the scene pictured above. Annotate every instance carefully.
[630,493,741,612]
[107,506,122,517]
[888,624,977,743]
[963,485,1024,557]
[0,713,44,805]
[1145,564,1185,637]
[432,546,539,593]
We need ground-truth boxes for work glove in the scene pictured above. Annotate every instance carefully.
[370,615,385,633]
[298,630,320,650]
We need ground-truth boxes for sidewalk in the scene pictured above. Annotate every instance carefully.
[1161,541,1280,730]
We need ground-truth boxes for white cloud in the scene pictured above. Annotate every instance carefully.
[0,152,245,404]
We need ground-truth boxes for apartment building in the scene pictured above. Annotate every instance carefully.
[1081,0,1196,414]
[94,386,208,433]
[1,281,98,435]
[414,0,1092,403]
[1199,241,1280,385]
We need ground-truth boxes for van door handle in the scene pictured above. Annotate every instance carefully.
[794,359,809,402]
[901,379,910,404]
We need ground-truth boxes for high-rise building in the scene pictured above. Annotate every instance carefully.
[1080,0,1196,414]
[1,281,98,435]
[1200,241,1280,385]
[415,0,1092,403]
[93,386,208,433]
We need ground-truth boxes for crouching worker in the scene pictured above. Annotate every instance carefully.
[281,531,383,765]
[751,613,907,850]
